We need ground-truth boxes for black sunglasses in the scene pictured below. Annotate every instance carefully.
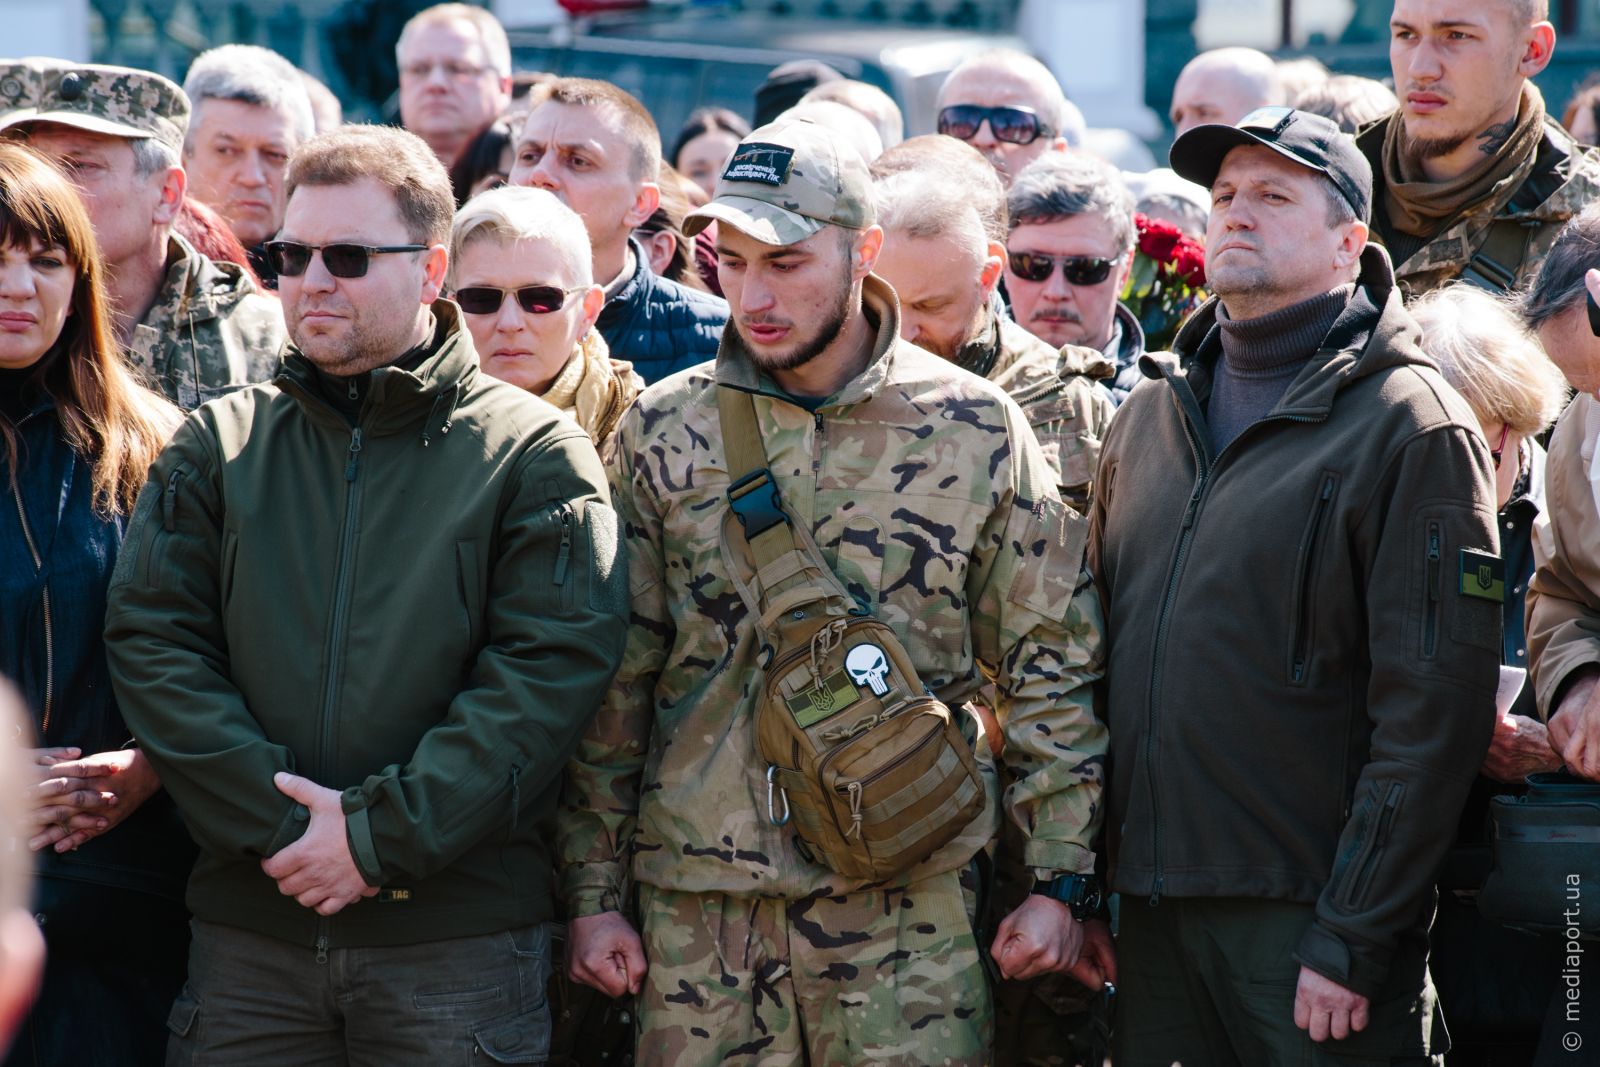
[1007,251,1121,286]
[937,105,1054,146]
[453,285,587,316]
[265,241,428,279]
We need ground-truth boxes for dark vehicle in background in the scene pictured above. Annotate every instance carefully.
[506,11,1029,141]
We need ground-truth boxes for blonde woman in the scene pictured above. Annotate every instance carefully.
[1409,282,1569,1065]
[449,185,642,461]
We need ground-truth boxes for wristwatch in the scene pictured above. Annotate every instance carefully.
[1031,873,1103,922]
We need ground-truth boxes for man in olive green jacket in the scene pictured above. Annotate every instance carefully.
[105,126,624,1064]
[1093,108,1500,1065]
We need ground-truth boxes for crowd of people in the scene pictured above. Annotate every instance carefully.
[5,0,1600,1065]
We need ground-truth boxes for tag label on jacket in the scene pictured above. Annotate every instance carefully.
[1459,549,1505,602]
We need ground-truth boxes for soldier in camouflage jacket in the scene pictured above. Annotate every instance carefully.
[0,59,284,408]
[559,118,1109,1066]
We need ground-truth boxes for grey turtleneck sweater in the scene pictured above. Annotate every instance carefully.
[1207,284,1355,453]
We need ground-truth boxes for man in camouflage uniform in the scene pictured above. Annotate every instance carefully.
[1356,0,1600,297]
[0,59,283,409]
[558,117,1111,1066]
[871,136,1117,1067]
[869,135,1115,512]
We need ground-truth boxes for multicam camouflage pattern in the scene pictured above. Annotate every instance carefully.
[984,315,1116,513]
[1358,120,1600,298]
[635,870,991,1066]
[558,274,1107,922]
[684,117,875,246]
[129,235,285,410]
[0,57,188,154]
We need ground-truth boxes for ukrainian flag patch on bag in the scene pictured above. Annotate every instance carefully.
[1459,548,1505,602]
[786,671,860,728]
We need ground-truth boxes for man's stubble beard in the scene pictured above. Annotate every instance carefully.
[741,282,853,374]
[293,309,413,378]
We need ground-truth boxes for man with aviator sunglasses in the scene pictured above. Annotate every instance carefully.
[108,125,626,1063]
[1003,153,1151,404]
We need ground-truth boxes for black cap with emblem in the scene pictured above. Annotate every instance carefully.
[1169,106,1373,224]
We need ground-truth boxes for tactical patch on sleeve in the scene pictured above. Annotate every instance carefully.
[110,484,161,588]
[586,500,629,617]
[722,143,795,187]
[1459,549,1505,603]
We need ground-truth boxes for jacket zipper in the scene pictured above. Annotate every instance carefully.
[1144,399,1213,905]
[9,477,53,733]
[553,503,574,610]
[1339,782,1403,908]
[1290,475,1337,684]
[1424,521,1442,658]
[314,425,365,959]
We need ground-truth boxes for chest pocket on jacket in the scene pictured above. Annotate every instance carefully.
[1288,471,1341,686]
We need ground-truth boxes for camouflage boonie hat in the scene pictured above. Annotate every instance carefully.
[684,117,874,246]
[0,58,189,155]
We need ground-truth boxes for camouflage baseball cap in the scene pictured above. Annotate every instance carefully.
[684,117,874,246]
[0,58,189,155]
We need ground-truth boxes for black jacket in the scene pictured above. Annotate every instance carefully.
[1089,247,1501,999]
[596,237,728,385]
[1,378,193,906]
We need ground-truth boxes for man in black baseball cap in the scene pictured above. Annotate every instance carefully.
[1091,105,1499,1066]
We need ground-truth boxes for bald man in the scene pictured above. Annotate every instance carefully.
[936,49,1085,187]
[1169,47,1285,138]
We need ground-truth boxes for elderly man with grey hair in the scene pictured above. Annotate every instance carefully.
[1004,152,1148,404]
[398,2,512,168]
[183,44,316,287]
[935,48,1085,187]
[1170,47,1286,138]
[871,135,1114,509]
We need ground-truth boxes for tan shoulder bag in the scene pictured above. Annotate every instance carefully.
[719,385,985,882]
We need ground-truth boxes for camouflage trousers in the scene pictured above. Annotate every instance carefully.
[634,869,993,1066]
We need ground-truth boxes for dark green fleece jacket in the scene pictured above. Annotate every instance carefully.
[105,301,627,949]
[1089,247,1500,1000]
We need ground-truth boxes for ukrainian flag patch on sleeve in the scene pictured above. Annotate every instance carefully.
[1459,548,1505,603]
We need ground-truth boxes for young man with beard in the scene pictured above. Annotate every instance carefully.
[558,117,1112,1065]
[870,135,1115,511]
[104,125,625,1063]
[1356,0,1600,296]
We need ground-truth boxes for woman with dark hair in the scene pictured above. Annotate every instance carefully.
[670,106,751,197]
[449,116,517,206]
[0,142,187,1066]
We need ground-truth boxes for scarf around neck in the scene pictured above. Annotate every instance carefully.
[1381,81,1547,238]
[541,328,643,457]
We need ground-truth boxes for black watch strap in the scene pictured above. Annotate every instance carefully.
[1031,873,1103,921]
